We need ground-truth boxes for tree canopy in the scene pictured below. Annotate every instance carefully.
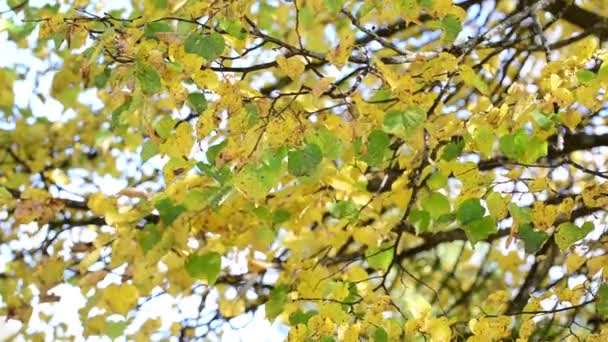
[1,0,608,340]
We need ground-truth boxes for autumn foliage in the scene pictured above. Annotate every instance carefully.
[1,0,608,340]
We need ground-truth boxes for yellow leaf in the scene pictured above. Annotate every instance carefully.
[78,248,102,274]
[101,284,139,315]
[192,69,219,90]
[552,88,574,107]
[528,177,548,192]
[468,316,512,341]
[311,77,334,97]
[0,68,15,110]
[460,64,489,95]
[425,317,453,342]
[588,255,608,276]
[84,315,106,336]
[486,192,509,220]
[327,30,354,69]
[559,110,582,131]
[532,202,557,230]
[0,186,14,207]
[218,298,245,318]
[565,253,586,274]
[196,107,217,139]
[276,55,305,81]
[87,193,115,216]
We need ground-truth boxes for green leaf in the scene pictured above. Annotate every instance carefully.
[105,320,127,340]
[266,284,288,320]
[366,245,393,271]
[457,198,485,225]
[555,222,593,251]
[184,32,225,61]
[144,22,172,39]
[110,100,131,130]
[206,140,227,166]
[4,19,36,42]
[532,110,555,130]
[319,337,336,342]
[324,0,346,13]
[219,18,246,40]
[499,129,547,163]
[184,189,208,211]
[0,187,13,207]
[464,216,496,244]
[141,140,158,162]
[353,137,362,157]
[245,103,259,127]
[518,223,548,254]
[273,208,291,225]
[598,63,608,82]
[187,92,207,113]
[329,200,358,219]
[427,172,447,190]
[94,67,112,89]
[185,252,222,284]
[288,143,323,177]
[138,224,161,253]
[422,192,451,219]
[576,70,595,84]
[253,207,271,222]
[441,14,462,45]
[136,63,161,94]
[177,19,197,35]
[383,107,426,136]
[153,0,167,8]
[509,204,532,224]
[154,115,175,139]
[195,162,232,184]
[370,88,392,102]
[373,327,389,342]
[308,127,342,160]
[473,126,495,158]
[155,198,186,225]
[257,225,276,247]
[409,209,431,234]
[437,212,456,223]
[441,141,464,161]
[499,130,525,161]
[597,283,608,319]
[289,310,318,325]
[234,163,275,200]
[362,130,390,167]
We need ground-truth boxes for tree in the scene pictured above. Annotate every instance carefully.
[1,0,608,340]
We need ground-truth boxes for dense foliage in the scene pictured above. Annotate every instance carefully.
[1,0,608,340]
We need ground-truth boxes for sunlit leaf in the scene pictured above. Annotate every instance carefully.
[288,143,322,177]
[185,32,225,61]
[423,192,451,219]
[457,198,485,225]
[266,284,288,320]
[185,252,222,284]
[555,222,593,251]
[518,223,548,254]
[464,216,496,244]
[136,63,161,94]
[362,130,390,167]
[155,198,186,225]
